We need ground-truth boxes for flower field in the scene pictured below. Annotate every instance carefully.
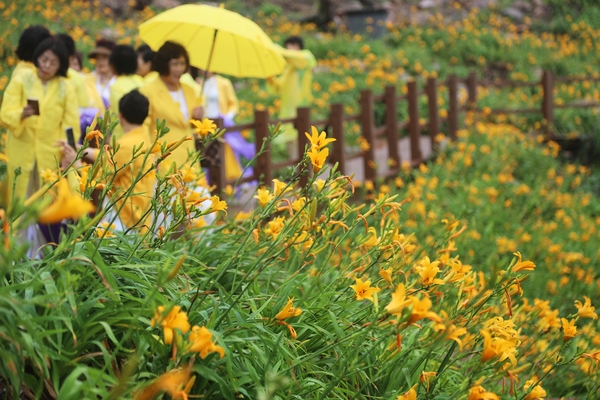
[1,0,600,399]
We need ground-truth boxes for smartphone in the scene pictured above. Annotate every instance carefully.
[66,127,76,149]
[27,98,40,115]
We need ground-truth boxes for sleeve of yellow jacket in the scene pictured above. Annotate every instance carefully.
[216,76,239,116]
[0,73,26,138]
[279,48,318,70]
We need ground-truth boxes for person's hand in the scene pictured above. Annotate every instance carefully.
[192,105,204,120]
[21,105,35,120]
[56,140,79,169]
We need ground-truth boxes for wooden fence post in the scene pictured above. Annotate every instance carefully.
[407,80,423,164]
[330,103,346,175]
[384,85,401,171]
[427,77,439,154]
[295,107,311,187]
[360,89,377,182]
[448,73,459,140]
[254,109,272,186]
[542,70,554,139]
[467,71,477,109]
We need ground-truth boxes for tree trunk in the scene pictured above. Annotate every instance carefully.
[301,0,334,31]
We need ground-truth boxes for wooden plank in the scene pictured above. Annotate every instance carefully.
[360,89,377,182]
[408,81,423,163]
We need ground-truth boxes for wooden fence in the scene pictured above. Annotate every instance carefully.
[200,70,600,195]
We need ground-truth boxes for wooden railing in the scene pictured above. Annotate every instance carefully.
[201,70,600,195]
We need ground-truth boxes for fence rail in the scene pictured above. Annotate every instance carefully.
[200,70,600,195]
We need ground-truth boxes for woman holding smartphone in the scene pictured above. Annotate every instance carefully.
[0,37,80,207]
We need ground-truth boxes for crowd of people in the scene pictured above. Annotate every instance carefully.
[0,24,317,246]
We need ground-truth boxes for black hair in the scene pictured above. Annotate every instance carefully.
[153,41,189,76]
[137,44,155,63]
[15,25,51,62]
[109,44,138,76]
[32,37,70,78]
[95,38,116,51]
[55,33,76,56]
[189,66,200,80]
[284,35,304,50]
[119,90,149,125]
[75,51,83,69]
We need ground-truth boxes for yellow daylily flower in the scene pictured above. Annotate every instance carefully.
[188,325,225,359]
[512,251,535,272]
[275,297,303,320]
[307,146,329,173]
[254,188,273,207]
[305,126,336,151]
[574,296,598,320]
[37,178,95,224]
[561,318,577,342]
[350,277,380,302]
[150,305,190,345]
[191,118,217,137]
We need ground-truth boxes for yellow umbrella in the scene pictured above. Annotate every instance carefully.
[138,4,285,79]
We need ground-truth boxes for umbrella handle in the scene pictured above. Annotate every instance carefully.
[200,29,218,97]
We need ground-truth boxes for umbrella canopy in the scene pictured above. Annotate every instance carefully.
[138,4,285,79]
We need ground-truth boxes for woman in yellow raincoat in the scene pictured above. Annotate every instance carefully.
[0,37,80,206]
[267,36,317,158]
[11,25,51,79]
[136,44,158,83]
[140,41,203,173]
[109,45,144,138]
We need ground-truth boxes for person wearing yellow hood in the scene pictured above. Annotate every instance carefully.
[0,37,80,206]
[136,44,159,83]
[11,25,51,79]
[109,45,144,138]
[267,36,317,159]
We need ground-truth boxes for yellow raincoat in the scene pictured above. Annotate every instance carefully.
[83,73,109,115]
[267,48,317,143]
[11,61,36,79]
[180,73,201,98]
[140,77,201,173]
[142,70,159,84]
[66,68,90,108]
[109,74,144,138]
[0,70,80,205]
[107,125,156,230]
